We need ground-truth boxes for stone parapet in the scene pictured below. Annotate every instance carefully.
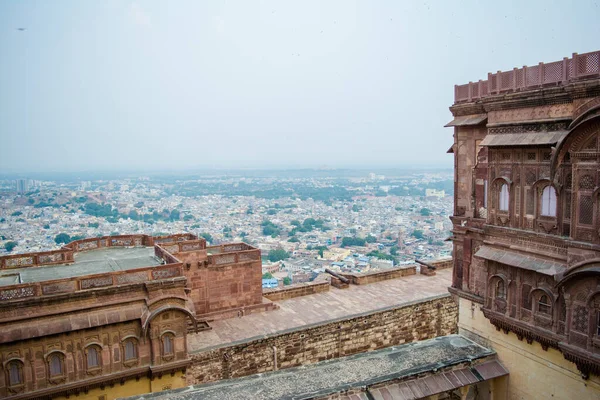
[341,266,416,285]
[263,281,330,301]
[187,294,458,385]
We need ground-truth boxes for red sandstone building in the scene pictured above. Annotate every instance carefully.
[447,50,600,398]
[0,234,270,399]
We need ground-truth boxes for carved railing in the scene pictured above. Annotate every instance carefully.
[455,51,600,103]
[0,263,184,301]
[207,249,261,266]
[0,233,196,270]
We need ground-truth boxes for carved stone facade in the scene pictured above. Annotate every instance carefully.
[0,234,267,399]
[448,51,600,396]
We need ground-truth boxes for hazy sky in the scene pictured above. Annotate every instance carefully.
[1,1,599,173]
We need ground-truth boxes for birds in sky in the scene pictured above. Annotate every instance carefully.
[17,28,26,31]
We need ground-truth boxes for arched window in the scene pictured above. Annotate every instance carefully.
[86,346,101,369]
[7,360,23,386]
[496,280,506,299]
[124,339,137,361]
[499,184,509,211]
[49,353,63,377]
[541,186,557,217]
[538,294,551,314]
[162,334,174,356]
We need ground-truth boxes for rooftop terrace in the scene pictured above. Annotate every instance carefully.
[188,268,452,352]
[0,247,161,287]
[454,50,600,103]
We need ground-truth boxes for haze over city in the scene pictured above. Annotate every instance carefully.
[1,0,599,173]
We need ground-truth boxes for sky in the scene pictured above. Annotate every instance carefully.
[0,1,599,173]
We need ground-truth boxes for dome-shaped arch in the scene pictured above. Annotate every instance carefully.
[551,118,600,179]
[141,305,197,338]
[556,259,600,288]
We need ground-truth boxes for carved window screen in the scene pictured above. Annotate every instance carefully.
[522,284,532,310]
[49,354,63,377]
[541,186,557,217]
[538,294,551,314]
[124,340,137,361]
[579,195,594,225]
[484,180,488,208]
[8,361,23,386]
[499,184,509,211]
[163,334,174,355]
[496,280,506,299]
[87,346,100,369]
[526,187,534,215]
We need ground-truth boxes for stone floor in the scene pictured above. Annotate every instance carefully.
[0,247,161,285]
[187,268,452,352]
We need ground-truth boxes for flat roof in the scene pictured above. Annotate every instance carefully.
[0,247,161,286]
[188,268,452,352]
[125,334,496,400]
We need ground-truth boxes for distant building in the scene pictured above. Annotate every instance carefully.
[425,189,445,198]
[262,278,278,288]
[15,179,28,194]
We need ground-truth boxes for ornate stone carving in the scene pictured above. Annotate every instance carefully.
[0,286,35,300]
[488,104,573,125]
[488,122,569,134]
[80,276,113,290]
[151,267,180,280]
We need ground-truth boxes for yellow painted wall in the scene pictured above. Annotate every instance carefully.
[458,297,600,400]
[53,371,186,400]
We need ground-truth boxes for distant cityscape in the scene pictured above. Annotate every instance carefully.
[0,169,453,286]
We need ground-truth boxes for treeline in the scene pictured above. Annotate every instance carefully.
[84,203,182,224]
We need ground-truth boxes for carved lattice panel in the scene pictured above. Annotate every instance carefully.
[572,305,588,332]
[526,169,537,185]
[543,61,563,84]
[579,175,595,190]
[565,173,572,189]
[522,284,532,310]
[526,188,534,215]
[577,51,600,75]
[579,195,594,225]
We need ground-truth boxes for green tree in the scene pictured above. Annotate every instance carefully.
[283,277,292,285]
[54,233,71,245]
[365,235,377,243]
[4,241,18,252]
[200,232,213,243]
[268,249,289,262]
[341,237,366,247]
[288,236,300,243]
[183,214,194,221]
[11,211,22,217]
[169,209,180,221]
[261,220,281,237]
[420,208,432,216]
[262,272,274,279]
[43,224,50,229]
[411,230,424,239]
